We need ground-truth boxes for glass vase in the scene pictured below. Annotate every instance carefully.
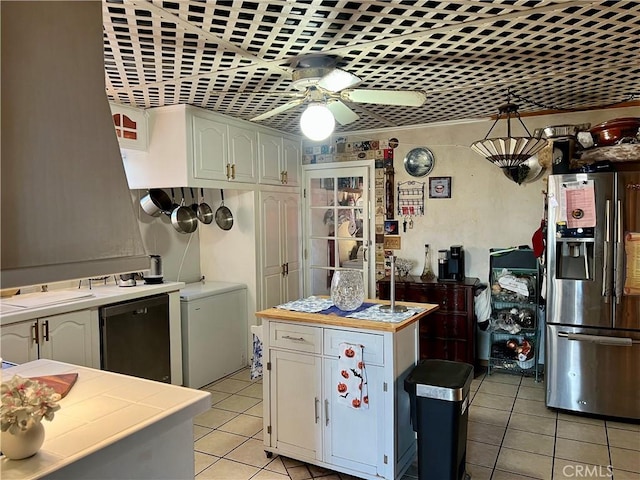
[420,244,435,280]
[330,270,365,311]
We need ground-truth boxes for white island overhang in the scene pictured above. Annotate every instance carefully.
[0,359,210,479]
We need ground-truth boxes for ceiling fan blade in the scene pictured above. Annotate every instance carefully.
[250,98,306,122]
[317,68,361,92]
[326,100,360,125]
[342,89,427,106]
[210,90,304,99]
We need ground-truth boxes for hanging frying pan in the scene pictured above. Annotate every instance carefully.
[197,188,214,224]
[215,189,233,231]
[171,187,198,234]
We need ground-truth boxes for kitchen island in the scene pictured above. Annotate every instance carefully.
[256,297,438,480]
[0,359,210,479]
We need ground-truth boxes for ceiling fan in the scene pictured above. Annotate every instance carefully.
[249,54,427,126]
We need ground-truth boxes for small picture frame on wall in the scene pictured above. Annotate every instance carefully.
[429,176,452,198]
[384,220,399,235]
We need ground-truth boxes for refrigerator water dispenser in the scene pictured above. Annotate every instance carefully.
[555,239,594,280]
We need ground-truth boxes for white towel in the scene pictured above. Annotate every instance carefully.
[336,342,368,409]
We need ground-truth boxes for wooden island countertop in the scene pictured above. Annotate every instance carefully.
[255,298,438,332]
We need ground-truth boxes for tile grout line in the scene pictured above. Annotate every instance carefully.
[487,372,520,480]
[550,406,558,480]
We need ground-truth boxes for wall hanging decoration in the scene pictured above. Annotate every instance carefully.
[403,147,435,177]
[397,180,425,216]
[429,177,452,198]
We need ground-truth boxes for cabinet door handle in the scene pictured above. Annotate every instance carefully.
[284,171,288,184]
[31,322,39,345]
[314,397,320,424]
[282,335,305,342]
[285,263,289,275]
[231,163,236,179]
[43,320,50,341]
[226,163,231,179]
[325,399,329,426]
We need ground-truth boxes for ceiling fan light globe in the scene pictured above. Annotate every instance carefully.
[300,104,335,141]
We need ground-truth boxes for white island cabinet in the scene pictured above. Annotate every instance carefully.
[0,359,210,479]
[256,299,438,480]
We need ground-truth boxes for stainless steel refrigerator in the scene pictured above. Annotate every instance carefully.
[546,170,640,420]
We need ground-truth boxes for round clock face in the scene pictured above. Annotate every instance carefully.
[404,147,435,177]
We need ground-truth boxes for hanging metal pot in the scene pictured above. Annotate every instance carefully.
[166,188,180,216]
[140,188,172,217]
[196,188,214,224]
[171,187,198,234]
[215,189,233,231]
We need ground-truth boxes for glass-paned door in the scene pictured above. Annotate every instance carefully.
[303,162,373,298]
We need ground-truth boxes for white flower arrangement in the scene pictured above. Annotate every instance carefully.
[395,258,414,277]
[1,375,61,434]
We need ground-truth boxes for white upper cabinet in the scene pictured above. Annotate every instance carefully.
[228,124,258,183]
[192,112,229,181]
[121,104,300,189]
[109,103,148,151]
[283,137,301,187]
[258,132,301,187]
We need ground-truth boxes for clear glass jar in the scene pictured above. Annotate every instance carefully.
[330,270,365,311]
[420,244,435,280]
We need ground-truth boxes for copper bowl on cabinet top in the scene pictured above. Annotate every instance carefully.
[589,117,640,146]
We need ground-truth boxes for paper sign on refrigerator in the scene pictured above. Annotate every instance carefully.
[560,180,596,229]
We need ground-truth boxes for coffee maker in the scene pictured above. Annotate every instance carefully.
[438,245,465,281]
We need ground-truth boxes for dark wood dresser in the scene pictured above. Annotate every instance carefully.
[378,276,480,370]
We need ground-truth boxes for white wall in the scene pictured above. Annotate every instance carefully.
[332,106,639,284]
[132,190,202,284]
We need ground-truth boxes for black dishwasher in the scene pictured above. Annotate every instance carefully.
[99,293,171,383]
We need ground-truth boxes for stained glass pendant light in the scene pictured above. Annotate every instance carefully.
[471,91,547,168]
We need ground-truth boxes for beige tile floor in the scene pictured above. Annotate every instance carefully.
[193,368,640,480]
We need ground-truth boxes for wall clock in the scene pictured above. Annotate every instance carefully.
[403,147,435,177]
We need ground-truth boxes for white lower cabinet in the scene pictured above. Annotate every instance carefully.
[1,310,99,368]
[259,191,301,310]
[263,319,417,480]
[324,358,383,475]
[1,321,38,364]
[270,349,322,460]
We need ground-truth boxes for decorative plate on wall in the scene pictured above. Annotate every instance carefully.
[403,147,435,177]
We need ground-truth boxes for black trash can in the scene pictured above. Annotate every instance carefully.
[404,359,474,480]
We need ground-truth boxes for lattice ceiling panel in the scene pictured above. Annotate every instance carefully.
[103,0,640,136]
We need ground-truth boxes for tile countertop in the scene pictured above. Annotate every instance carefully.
[255,298,439,333]
[0,281,185,325]
[0,359,211,479]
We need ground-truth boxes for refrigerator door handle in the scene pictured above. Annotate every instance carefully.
[615,199,624,305]
[602,199,612,302]
[559,331,635,346]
